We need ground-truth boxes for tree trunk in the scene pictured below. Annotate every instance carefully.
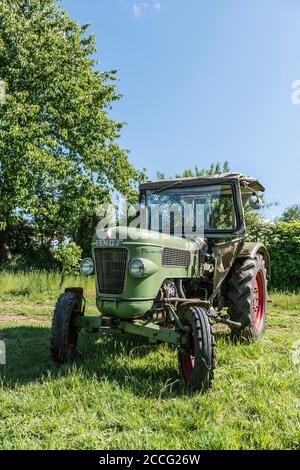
[59,272,65,291]
[0,225,11,264]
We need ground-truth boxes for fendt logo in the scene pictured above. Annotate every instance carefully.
[96,239,123,247]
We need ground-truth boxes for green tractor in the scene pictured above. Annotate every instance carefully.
[50,173,269,391]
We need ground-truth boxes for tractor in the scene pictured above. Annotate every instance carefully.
[50,173,269,390]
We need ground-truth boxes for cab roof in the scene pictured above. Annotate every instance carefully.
[139,173,265,193]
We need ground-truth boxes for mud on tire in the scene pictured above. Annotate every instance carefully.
[227,254,267,341]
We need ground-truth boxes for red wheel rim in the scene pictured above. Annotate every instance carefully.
[182,352,195,381]
[253,270,266,331]
[181,326,195,381]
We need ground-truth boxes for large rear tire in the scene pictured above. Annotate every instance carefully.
[178,306,216,391]
[227,254,267,341]
[50,291,81,363]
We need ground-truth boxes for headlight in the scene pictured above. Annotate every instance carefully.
[129,258,145,278]
[80,258,94,276]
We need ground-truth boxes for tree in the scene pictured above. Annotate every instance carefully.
[156,161,231,180]
[0,0,142,263]
[52,241,82,290]
[280,204,300,223]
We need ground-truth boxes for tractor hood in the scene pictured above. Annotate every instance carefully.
[93,226,198,251]
[92,226,201,319]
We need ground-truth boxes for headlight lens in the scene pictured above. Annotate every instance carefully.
[80,258,94,276]
[129,258,145,278]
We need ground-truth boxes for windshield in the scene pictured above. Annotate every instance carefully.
[141,184,238,237]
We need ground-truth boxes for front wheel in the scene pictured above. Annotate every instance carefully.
[178,306,216,391]
[50,291,82,363]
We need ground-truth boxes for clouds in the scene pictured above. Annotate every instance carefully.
[132,2,161,18]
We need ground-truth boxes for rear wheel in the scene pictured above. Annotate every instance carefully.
[50,291,81,363]
[178,306,216,391]
[227,254,267,341]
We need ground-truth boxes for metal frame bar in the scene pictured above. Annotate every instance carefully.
[73,315,184,345]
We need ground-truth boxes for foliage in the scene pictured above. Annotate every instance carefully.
[280,204,300,222]
[0,0,142,263]
[51,242,82,274]
[156,161,230,179]
[246,220,300,291]
[51,241,82,288]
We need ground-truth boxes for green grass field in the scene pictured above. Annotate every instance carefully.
[0,272,299,450]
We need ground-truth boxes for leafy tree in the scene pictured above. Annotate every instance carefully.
[52,241,82,289]
[280,204,300,222]
[246,220,300,291]
[156,161,230,180]
[0,216,54,270]
[0,0,142,263]
[156,170,166,180]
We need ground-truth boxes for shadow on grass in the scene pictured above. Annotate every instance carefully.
[0,325,232,398]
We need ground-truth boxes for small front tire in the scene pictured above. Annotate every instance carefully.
[50,291,81,363]
[178,306,216,391]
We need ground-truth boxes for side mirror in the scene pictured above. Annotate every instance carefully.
[249,194,263,210]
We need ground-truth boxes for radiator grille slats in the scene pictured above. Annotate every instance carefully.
[95,248,128,294]
[162,248,191,267]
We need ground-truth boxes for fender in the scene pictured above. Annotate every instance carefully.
[237,242,271,278]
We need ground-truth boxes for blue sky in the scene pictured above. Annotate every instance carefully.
[62,0,300,218]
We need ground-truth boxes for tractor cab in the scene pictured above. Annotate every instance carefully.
[139,173,264,239]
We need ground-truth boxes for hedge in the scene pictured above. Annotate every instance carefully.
[246,220,300,292]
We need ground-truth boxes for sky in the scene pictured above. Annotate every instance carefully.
[62,0,300,218]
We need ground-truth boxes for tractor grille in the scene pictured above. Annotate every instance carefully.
[94,248,128,294]
[162,248,191,268]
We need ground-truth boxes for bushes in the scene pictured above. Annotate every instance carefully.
[266,222,300,291]
[246,219,300,292]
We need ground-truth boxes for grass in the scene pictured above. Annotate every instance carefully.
[0,272,299,449]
